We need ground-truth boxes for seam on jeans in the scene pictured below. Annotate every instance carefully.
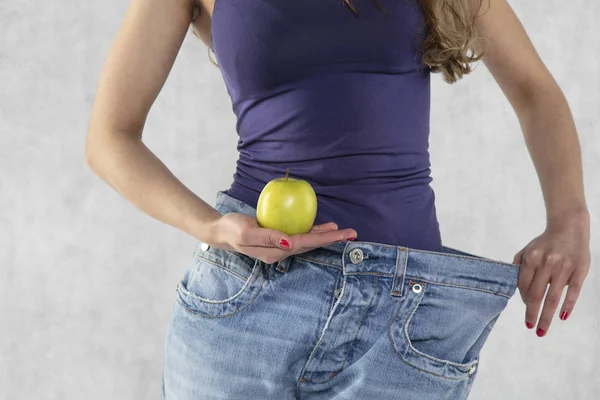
[294,255,342,270]
[335,240,520,269]
[194,254,251,282]
[340,274,379,372]
[393,347,471,381]
[292,255,396,277]
[328,272,343,317]
[287,256,512,298]
[414,249,518,269]
[175,277,265,319]
[290,248,518,275]
[404,276,512,299]
[180,258,260,304]
[348,271,394,276]
[297,275,348,393]
[388,288,470,381]
[404,280,478,373]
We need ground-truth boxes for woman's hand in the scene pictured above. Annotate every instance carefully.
[513,212,591,337]
[206,212,358,265]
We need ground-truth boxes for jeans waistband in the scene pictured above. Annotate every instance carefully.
[214,190,521,298]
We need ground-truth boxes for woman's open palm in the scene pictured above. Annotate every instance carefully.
[210,212,358,265]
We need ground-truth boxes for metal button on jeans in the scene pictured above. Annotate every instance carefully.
[412,283,422,294]
[349,248,364,264]
[200,242,210,252]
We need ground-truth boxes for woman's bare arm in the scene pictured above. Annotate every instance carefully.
[470,0,590,336]
[470,0,588,225]
[85,0,221,242]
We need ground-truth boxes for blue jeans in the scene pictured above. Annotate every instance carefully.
[162,191,520,399]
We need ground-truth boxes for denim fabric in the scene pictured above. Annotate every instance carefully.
[162,191,520,399]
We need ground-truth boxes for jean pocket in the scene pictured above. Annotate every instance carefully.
[175,242,266,318]
[388,279,511,380]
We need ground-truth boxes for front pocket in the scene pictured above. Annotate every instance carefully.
[176,243,266,318]
[388,279,510,380]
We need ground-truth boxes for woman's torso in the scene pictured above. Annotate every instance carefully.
[195,0,442,251]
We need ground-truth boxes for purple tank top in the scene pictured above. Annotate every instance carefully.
[211,0,442,251]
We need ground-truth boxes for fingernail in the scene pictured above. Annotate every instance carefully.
[560,311,569,321]
[348,237,357,241]
[525,321,533,329]
[279,239,290,249]
[536,327,546,337]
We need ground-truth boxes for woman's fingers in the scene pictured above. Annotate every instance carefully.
[231,214,356,264]
[517,249,537,308]
[310,222,339,232]
[560,268,586,322]
[291,228,357,253]
[240,226,357,265]
[535,267,568,336]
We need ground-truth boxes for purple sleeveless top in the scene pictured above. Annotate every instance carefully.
[211,0,442,251]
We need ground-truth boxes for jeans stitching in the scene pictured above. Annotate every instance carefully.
[340,274,379,373]
[388,287,471,382]
[404,276,513,299]
[175,277,265,319]
[194,254,252,282]
[403,281,477,371]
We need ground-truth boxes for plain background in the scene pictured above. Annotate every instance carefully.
[1,0,598,399]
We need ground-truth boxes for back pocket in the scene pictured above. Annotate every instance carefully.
[176,241,266,318]
[388,279,510,380]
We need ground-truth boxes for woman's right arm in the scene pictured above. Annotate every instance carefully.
[85,0,357,263]
[85,0,221,243]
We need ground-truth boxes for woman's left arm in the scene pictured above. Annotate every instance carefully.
[469,0,591,337]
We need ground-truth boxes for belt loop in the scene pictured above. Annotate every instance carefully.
[391,247,408,297]
[276,257,291,273]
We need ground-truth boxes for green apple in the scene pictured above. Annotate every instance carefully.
[256,168,318,236]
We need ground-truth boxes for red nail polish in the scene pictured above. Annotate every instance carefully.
[560,311,569,320]
[348,237,357,241]
[525,321,533,329]
[536,327,546,337]
[279,239,290,249]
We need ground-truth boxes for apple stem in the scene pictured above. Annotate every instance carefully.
[285,168,290,181]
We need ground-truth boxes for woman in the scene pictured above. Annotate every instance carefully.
[85,0,591,398]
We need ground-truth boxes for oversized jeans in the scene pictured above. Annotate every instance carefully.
[162,191,520,399]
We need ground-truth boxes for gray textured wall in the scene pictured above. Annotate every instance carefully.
[1,0,598,399]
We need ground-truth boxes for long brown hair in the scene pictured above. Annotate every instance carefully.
[418,0,488,83]
[198,0,488,84]
[345,0,488,83]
